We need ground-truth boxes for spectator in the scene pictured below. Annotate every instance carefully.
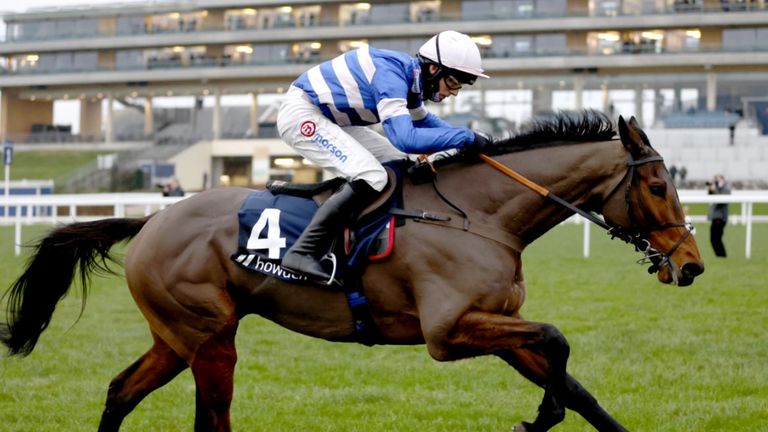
[162,177,185,197]
[728,122,736,146]
[669,164,678,185]
[678,165,687,187]
[707,174,730,257]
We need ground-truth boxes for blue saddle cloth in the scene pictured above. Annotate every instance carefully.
[231,184,398,283]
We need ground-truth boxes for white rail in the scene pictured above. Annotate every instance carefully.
[1,191,767,258]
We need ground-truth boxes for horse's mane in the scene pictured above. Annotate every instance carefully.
[439,109,617,165]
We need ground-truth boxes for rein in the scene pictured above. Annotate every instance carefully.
[478,152,694,283]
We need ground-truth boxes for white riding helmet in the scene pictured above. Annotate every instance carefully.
[418,30,489,80]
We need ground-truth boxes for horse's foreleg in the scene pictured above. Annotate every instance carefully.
[500,349,628,432]
[191,320,238,432]
[445,311,570,432]
[98,333,187,432]
[447,310,626,431]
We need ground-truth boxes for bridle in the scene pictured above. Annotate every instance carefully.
[479,151,695,284]
[601,153,695,283]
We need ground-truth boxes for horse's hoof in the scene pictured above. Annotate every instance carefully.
[512,423,528,432]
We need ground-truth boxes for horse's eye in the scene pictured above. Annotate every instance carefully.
[649,184,666,197]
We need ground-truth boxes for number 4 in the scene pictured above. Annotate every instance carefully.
[246,208,287,259]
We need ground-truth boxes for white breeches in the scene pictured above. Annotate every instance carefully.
[276,86,407,192]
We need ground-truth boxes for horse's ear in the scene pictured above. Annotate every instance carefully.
[618,115,645,156]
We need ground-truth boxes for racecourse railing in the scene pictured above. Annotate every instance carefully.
[0,191,766,258]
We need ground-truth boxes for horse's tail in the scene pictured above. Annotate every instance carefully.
[0,216,151,356]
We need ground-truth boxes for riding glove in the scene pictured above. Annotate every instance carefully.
[466,130,498,156]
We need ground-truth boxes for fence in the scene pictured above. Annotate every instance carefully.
[1,191,767,258]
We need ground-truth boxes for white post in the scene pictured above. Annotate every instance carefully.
[15,218,21,256]
[250,92,259,137]
[745,201,753,259]
[212,87,222,141]
[3,163,8,220]
[582,217,591,258]
[574,76,585,110]
[706,72,717,112]
[105,94,115,143]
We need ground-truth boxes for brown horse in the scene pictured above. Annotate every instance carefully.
[1,112,703,432]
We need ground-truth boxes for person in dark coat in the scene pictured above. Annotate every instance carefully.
[707,174,730,257]
[162,177,185,197]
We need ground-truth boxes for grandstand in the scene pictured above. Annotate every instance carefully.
[1,0,767,190]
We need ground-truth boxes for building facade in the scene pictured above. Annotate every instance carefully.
[1,0,767,188]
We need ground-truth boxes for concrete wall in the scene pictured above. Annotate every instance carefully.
[0,93,53,138]
[79,99,103,138]
[168,140,213,191]
[169,138,298,191]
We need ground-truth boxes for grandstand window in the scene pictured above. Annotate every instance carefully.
[722,28,767,51]
[73,51,98,70]
[338,40,369,52]
[410,1,440,23]
[462,0,556,19]
[11,53,40,71]
[74,18,99,37]
[258,7,296,29]
[758,29,768,49]
[8,21,37,40]
[669,0,703,13]
[235,44,290,65]
[485,35,533,57]
[116,15,145,35]
[226,9,259,30]
[290,42,323,63]
[294,5,321,28]
[369,3,410,24]
[116,50,144,69]
[535,0,566,16]
[148,11,204,33]
[665,29,700,53]
[587,31,621,55]
[367,38,419,53]
[590,0,620,16]
[339,3,372,26]
[55,19,76,38]
[55,53,74,70]
[535,33,567,55]
[38,53,56,71]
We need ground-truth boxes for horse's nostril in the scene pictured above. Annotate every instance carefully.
[682,262,704,279]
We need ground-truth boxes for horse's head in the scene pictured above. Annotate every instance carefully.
[601,116,704,286]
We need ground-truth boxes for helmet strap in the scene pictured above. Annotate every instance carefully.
[419,33,448,103]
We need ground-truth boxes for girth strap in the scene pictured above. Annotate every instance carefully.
[404,212,528,252]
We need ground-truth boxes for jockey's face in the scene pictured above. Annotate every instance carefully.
[429,64,463,102]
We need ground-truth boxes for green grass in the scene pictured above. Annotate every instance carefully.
[9,151,109,183]
[1,222,766,431]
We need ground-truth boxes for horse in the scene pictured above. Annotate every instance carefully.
[1,112,704,432]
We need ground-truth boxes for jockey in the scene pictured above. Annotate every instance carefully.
[276,30,492,282]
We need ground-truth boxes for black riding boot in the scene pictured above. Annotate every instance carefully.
[281,180,378,282]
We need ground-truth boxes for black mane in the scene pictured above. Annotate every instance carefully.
[484,109,616,156]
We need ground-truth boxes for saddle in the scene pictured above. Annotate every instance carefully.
[232,165,405,342]
[266,167,399,222]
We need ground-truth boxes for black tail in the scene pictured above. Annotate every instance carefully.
[0,217,150,356]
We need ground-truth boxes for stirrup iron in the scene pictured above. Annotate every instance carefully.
[319,253,338,286]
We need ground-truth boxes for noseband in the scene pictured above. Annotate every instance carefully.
[479,152,694,284]
[604,154,694,284]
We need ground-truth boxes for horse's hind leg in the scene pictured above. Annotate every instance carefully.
[445,311,626,432]
[190,319,238,432]
[98,333,188,432]
[503,349,627,432]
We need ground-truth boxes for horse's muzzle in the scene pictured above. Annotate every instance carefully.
[678,262,705,286]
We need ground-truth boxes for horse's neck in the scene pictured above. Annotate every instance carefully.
[441,140,627,245]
